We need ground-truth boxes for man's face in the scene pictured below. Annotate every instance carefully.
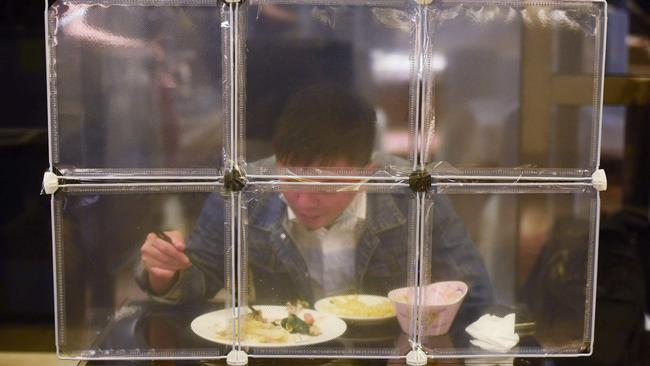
[278,158,365,230]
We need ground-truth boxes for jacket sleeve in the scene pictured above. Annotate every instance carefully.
[430,195,495,311]
[135,192,227,303]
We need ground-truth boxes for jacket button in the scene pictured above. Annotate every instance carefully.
[280,233,287,240]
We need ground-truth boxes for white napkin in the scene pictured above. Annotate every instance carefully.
[465,313,519,353]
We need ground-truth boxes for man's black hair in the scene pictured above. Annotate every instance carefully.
[272,84,376,167]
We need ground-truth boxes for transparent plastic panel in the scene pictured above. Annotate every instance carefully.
[421,185,598,356]
[423,1,606,177]
[240,183,417,357]
[243,0,418,178]
[49,2,225,176]
[52,185,233,358]
[45,0,606,361]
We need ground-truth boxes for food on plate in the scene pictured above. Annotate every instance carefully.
[191,304,348,347]
[317,295,395,318]
[277,300,320,336]
[215,301,321,344]
[280,313,320,335]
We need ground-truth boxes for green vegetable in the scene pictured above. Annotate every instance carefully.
[280,314,311,335]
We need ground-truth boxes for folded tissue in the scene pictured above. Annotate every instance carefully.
[465,313,519,352]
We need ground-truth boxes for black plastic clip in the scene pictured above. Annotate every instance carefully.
[224,165,247,192]
[408,169,432,193]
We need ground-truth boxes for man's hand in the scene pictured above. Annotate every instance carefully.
[140,231,191,295]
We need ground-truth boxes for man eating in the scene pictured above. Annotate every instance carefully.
[136,84,494,320]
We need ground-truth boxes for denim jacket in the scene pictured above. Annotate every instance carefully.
[137,182,495,315]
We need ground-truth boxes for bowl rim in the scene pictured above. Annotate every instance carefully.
[387,280,468,307]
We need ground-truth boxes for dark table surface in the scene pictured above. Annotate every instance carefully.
[76,301,541,366]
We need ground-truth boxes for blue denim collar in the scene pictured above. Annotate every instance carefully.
[247,192,407,234]
[246,192,286,232]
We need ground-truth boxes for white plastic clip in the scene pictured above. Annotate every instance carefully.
[43,171,59,195]
[406,348,428,366]
[592,169,607,192]
[224,0,242,3]
[226,350,248,366]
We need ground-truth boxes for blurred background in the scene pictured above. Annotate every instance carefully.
[0,0,649,365]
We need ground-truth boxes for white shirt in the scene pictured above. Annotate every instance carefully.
[282,193,367,298]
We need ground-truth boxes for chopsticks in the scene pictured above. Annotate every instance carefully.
[152,230,222,286]
[154,230,175,246]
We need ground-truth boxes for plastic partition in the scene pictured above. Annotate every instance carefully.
[421,185,598,357]
[422,1,606,177]
[51,185,233,359]
[44,0,606,362]
[240,184,417,357]
[242,1,418,177]
[48,3,226,176]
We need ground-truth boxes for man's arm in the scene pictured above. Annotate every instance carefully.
[136,193,227,303]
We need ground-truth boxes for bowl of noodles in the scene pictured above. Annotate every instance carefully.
[314,294,396,325]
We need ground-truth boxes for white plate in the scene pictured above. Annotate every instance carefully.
[190,305,347,348]
[314,295,396,325]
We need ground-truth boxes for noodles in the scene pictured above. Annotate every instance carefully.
[218,317,291,343]
[321,295,395,318]
[215,303,321,344]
